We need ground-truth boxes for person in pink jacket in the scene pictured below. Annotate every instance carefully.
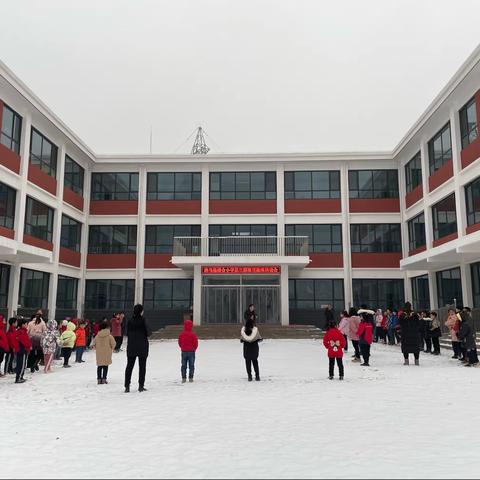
[445,308,460,359]
[338,311,350,353]
[347,307,361,362]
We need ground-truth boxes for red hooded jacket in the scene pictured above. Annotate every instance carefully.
[0,316,9,352]
[7,325,19,353]
[17,327,32,353]
[178,320,199,352]
[357,321,373,345]
[323,327,347,358]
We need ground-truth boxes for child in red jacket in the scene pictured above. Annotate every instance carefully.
[15,319,32,384]
[323,320,346,380]
[357,309,374,367]
[0,315,9,377]
[178,320,198,383]
[5,318,19,375]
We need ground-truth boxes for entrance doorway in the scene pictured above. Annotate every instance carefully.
[202,276,280,324]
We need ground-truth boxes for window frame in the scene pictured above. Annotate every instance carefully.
[60,214,82,252]
[56,275,79,310]
[411,274,430,312]
[471,262,480,308]
[350,224,402,253]
[432,193,457,240]
[288,279,344,311]
[407,213,426,252]
[145,225,201,254]
[284,171,341,199]
[85,279,135,310]
[24,196,54,243]
[64,155,85,196]
[18,268,50,310]
[348,170,399,199]
[91,173,139,201]
[465,176,480,227]
[1,103,22,154]
[428,123,452,175]
[30,127,58,178]
[459,97,478,150]
[352,279,405,310]
[404,152,422,193]
[147,172,202,201]
[285,224,342,253]
[88,225,137,254]
[0,263,10,309]
[0,181,16,230]
[143,279,193,310]
[209,172,277,200]
[436,267,463,308]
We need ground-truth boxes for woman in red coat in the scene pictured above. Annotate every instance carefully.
[323,321,346,380]
[357,309,374,367]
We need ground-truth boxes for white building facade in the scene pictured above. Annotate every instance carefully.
[1,47,480,329]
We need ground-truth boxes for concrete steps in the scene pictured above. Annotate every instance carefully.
[439,333,480,351]
[151,324,324,340]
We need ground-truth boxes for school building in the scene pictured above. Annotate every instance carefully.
[1,47,480,329]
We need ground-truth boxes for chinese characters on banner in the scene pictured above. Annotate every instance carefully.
[202,266,281,275]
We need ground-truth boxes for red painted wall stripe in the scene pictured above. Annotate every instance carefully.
[87,253,137,269]
[466,223,480,235]
[349,198,400,213]
[144,253,176,269]
[146,200,202,215]
[28,164,57,196]
[23,234,54,251]
[307,253,344,268]
[209,200,277,215]
[405,185,423,209]
[461,90,480,169]
[0,226,15,240]
[408,245,427,257]
[428,160,454,192]
[351,252,402,268]
[59,247,81,268]
[63,186,84,212]
[285,199,342,214]
[432,232,458,248]
[90,200,139,215]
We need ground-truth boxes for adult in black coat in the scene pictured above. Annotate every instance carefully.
[244,304,259,324]
[241,319,262,381]
[457,310,478,366]
[124,304,152,393]
[399,302,421,365]
[324,305,334,330]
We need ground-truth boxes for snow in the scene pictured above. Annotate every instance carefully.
[1,339,480,479]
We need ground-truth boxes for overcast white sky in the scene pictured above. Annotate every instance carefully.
[1,0,480,155]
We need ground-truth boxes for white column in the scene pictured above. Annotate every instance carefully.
[47,272,58,320]
[428,271,437,310]
[135,166,147,304]
[420,140,433,249]
[193,264,202,325]
[341,163,352,308]
[8,264,21,318]
[460,262,473,308]
[280,265,289,326]
[450,108,466,238]
[201,165,209,243]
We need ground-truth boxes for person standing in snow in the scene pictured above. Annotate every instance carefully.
[399,302,421,366]
[357,309,374,366]
[429,312,442,356]
[15,319,32,384]
[27,311,46,373]
[41,319,60,373]
[111,313,124,353]
[75,321,87,363]
[348,308,361,362]
[445,308,461,360]
[324,304,335,330]
[178,319,199,383]
[4,318,18,375]
[91,320,116,384]
[323,320,346,380]
[60,321,77,368]
[244,304,259,324]
[124,304,152,393]
[241,319,262,382]
[338,310,349,352]
[458,309,478,367]
[385,308,398,345]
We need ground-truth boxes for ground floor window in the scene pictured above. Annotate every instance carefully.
[411,275,430,311]
[143,279,193,310]
[352,279,405,310]
[0,263,10,309]
[85,279,135,311]
[56,275,78,310]
[436,268,463,308]
[471,262,480,308]
[289,279,344,312]
[19,268,49,310]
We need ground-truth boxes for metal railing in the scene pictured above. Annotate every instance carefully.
[173,236,309,257]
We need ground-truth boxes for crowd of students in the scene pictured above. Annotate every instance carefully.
[0,301,477,388]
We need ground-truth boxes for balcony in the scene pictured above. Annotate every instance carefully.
[172,236,310,270]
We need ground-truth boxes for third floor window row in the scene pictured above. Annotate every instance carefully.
[1,103,22,154]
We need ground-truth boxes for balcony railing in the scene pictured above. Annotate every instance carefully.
[173,236,309,257]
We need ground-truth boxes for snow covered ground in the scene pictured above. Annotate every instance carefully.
[1,339,479,479]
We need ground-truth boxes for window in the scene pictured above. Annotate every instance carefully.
[0,182,16,230]
[209,225,277,255]
[56,275,78,310]
[209,225,277,237]
[412,275,430,311]
[143,279,193,310]
[24,197,54,242]
[408,213,426,252]
[289,279,344,312]
[352,279,405,310]
[285,224,342,253]
[0,263,10,309]
[436,268,463,308]
[85,279,135,310]
[145,225,201,254]
[88,225,137,254]
[472,262,480,308]
[147,172,201,201]
[60,215,82,252]
[1,103,22,154]
[19,268,49,309]
[210,172,277,200]
[465,177,480,227]
[91,173,139,201]
[64,155,84,196]
[460,97,478,149]
[284,171,340,199]
[432,194,457,240]
[405,152,422,193]
[350,224,402,253]
[30,128,58,178]
[348,170,399,199]
[428,123,452,175]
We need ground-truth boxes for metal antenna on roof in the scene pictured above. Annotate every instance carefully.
[191,126,210,155]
